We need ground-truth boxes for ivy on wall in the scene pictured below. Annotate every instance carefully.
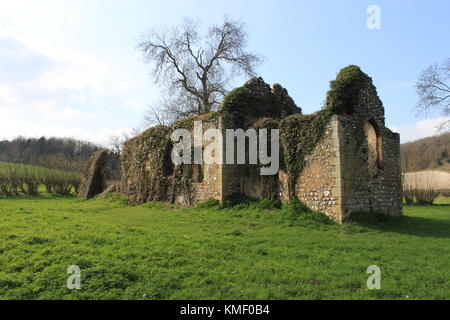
[121,65,377,204]
[326,65,373,115]
[280,110,332,198]
[279,65,375,198]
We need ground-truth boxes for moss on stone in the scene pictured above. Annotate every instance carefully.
[172,112,220,130]
[326,65,373,115]
[278,65,379,199]
[219,77,301,122]
[220,78,278,118]
[280,109,332,198]
[122,65,385,207]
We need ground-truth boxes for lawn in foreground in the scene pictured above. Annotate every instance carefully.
[0,195,448,300]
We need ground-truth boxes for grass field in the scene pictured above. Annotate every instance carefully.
[0,194,449,300]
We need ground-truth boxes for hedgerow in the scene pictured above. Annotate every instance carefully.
[0,162,80,196]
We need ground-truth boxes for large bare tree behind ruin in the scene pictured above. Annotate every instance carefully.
[415,58,450,130]
[137,17,263,125]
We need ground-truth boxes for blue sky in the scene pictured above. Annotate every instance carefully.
[0,0,449,144]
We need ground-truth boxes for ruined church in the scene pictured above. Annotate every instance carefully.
[81,65,403,223]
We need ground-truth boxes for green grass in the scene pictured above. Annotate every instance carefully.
[434,197,450,205]
[0,194,449,300]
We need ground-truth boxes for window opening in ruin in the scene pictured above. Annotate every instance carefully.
[364,119,384,174]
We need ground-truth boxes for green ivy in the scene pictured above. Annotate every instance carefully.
[326,65,372,114]
[132,125,172,170]
[280,109,332,198]
[123,65,375,205]
[278,65,375,199]
[219,78,280,119]
[172,112,219,130]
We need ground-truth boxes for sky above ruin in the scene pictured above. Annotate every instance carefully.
[0,0,449,144]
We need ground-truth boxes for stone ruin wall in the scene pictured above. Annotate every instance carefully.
[118,110,402,222]
[78,149,121,199]
[338,87,403,218]
[276,111,403,222]
[120,117,224,206]
[189,119,224,204]
[113,66,403,223]
[279,116,342,222]
[190,163,223,203]
[275,84,403,222]
[90,106,403,223]
[184,117,280,203]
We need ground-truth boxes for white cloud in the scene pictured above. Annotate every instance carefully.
[122,101,146,110]
[43,106,96,121]
[0,104,131,144]
[390,117,450,143]
[113,81,135,93]
[36,66,105,97]
[0,27,107,101]
[0,84,18,104]
[0,29,112,142]
[0,22,154,144]
[95,127,134,145]
[0,106,87,140]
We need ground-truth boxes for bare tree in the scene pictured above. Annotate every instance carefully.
[415,58,450,130]
[105,132,130,156]
[137,17,263,125]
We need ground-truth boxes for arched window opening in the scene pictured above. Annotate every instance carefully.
[363,119,384,174]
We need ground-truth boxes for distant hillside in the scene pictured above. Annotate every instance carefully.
[401,132,450,172]
[0,137,101,173]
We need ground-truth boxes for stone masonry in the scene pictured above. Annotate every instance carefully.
[118,66,403,223]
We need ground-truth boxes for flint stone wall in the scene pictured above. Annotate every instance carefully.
[118,68,403,223]
[279,116,341,221]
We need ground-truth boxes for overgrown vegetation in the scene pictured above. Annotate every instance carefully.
[219,77,301,122]
[195,196,333,225]
[325,65,375,115]
[280,199,334,225]
[257,198,283,210]
[279,110,332,197]
[195,198,220,209]
[0,162,80,196]
[122,125,196,205]
[220,78,279,119]
[122,65,377,204]
[0,194,448,299]
[279,65,375,198]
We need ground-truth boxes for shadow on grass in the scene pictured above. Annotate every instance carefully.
[347,211,450,239]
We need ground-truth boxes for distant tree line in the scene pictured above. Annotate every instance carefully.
[401,132,450,172]
[0,137,101,173]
